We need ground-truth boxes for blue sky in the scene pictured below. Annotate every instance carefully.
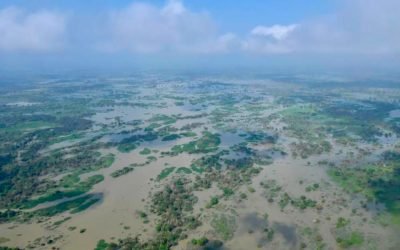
[0,0,399,70]
[0,0,336,33]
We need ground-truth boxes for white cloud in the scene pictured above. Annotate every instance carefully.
[214,33,239,53]
[247,0,400,55]
[298,0,400,54]
[243,24,298,54]
[251,24,298,41]
[0,7,66,52]
[101,0,400,56]
[162,0,185,15]
[1,0,398,57]
[101,0,234,54]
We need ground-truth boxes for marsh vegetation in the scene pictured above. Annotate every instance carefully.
[0,74,399,249]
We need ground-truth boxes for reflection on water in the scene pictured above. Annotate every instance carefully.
[273,222,297,246]
[389,109,400,119]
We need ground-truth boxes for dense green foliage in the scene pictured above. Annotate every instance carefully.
[157,167,176,181]
[19,174,104,209]
[101,178,201,249]
[110,166,134,178]
[34,194,100,217]
[171,132,220,154]
[328,151,400,222]
[210,214,236,241]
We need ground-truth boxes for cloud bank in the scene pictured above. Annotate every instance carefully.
[0,0,399,57]
[100,0,236,54]
[242,0,400,55]
[288,0,400,54]
[0,7,66,52]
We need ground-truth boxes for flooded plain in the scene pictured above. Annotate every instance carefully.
[0,77,399,250]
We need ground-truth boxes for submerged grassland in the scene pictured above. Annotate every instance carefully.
[0,74,399,250]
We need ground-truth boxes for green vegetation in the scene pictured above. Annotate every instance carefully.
[305,183,320,192]
[277,193,317,210]
[281,96,396,146]
[0,237,10,244]
[0,140,113,211]
[328,151,400,223]
[278,193,290,210]
[170,131,220,154]
[124,178,200,248]
[94,240,109,250]
[162,134,181,141]
[206,196,219,208]
[210,214,236,240]
[1,121,56,133]
[157,167,176,181]
[117,143,137,153]
[19,174,104,209]
[336,231,364,248]
[144,123,162,132]
[291,195,317,209]
[148,114,177,125]
[222,188,234,197]
[336,217,350,228]
[1,74,399,249]
[176,167,192,174]
[276,97,399,160]
[34,194,100,217]
[333,213,364,248]
[191,237,208,246]
[191,164,205,173]
[278,105,332,158]
[260,179,282,202]
[245,131,277,144]
[137,210,149,224]
[0,195,100,222]
[300,227,326,250]
[117,133,158,153]
[92,153,116,171]
[191,153,223,171]
[261,179,317,210]
[50,133,84,144]
[180,131,197,137]
[51,216,71,227]
[139,148,151,155]
[110,166,134,178]
[248,186,256,193]
[147,155,157,161]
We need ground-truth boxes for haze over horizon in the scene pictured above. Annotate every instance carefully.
[0,0,399,72]
[1,2,400,250]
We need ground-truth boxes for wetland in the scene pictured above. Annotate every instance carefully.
[0,73,399,250]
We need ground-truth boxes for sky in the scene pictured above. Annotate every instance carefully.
[0,0,399,72]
